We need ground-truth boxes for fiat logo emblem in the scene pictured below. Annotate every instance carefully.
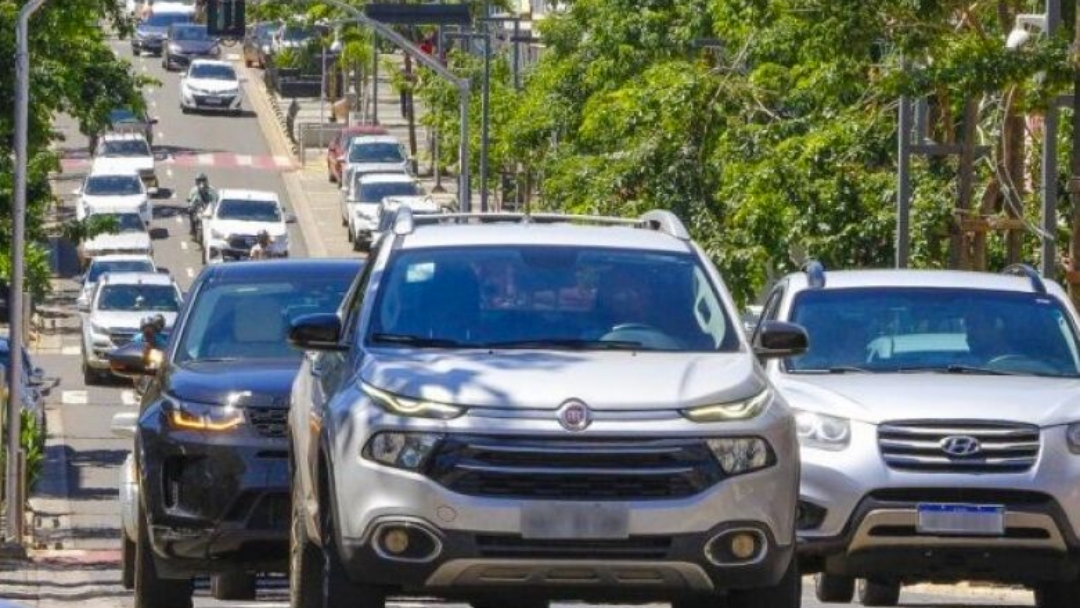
[940,435,982,457]
[557,400,591,432]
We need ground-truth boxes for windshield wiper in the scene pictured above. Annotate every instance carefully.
[370,333,466,348]
[483,339,645,351]
[893,364,1018,376]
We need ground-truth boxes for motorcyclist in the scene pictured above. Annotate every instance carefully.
[249,230,273,260]
[132,313,168,361]
[187,173,218,238]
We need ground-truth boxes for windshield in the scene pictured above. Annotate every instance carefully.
[348,142,405,164]
[172,25,209,41]
[216,199,281,222]
[189,63,236,80]
[96,284,180,312]
[786,288,1080,377]
[87,260,154,283]
[282,25,312,41]
[84,175,142,196]
[142,13,190,27]
[108,108,141,124]
[368,246,737,351]
[255,23,277,39]
[92,213,146,233]
[357,181,419,203]
[99,139,150,158]
[175,273,355,363]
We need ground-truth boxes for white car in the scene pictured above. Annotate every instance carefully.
[180,59,243,114]
[92,132,158,191]
[76,254,157,311]
[75,164,152,224]
[79,271,182,384]
[370,195,446,245]
[339,135,411,189]
[77,210,153,269]
[201,189,292,263]
[342,173,421,251]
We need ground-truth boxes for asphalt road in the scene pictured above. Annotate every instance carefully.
[24,37,1038,608]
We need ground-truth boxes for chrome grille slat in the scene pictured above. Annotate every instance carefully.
[455,463,696,476]
[878,421,1039,473]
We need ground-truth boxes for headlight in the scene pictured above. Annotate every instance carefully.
[163,395,244,432]
[168,43,181,53]
[1067,423,1080,454]
[361,382,465,420]
[90,322,110,336]
[706,437,773,475]
[794,409,851,451]
[682,388,771,422]
[363,432,441,470]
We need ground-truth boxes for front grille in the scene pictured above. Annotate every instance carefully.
[426,436,723,500]
[229,234,256,250]
[110,331,135,346]
[248,407,287,438]
[475,535,671,560]
[247,493,290,528]
[878,421,1040,473]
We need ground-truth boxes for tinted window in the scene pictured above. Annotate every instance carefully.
[357,182,419,203]
[85,175,142,196]
[91,213,146,233]
[368,246,736,352]
[172,25,209,40]
[348,142,405,164]
[189,63,236,80]
[99,139,150,158]
[143,12,190,27]
[787,288,1080,377]
[97,284,180,312]
[216,199,281,222]
[175,272,356,362]
[109,108,142,124]
[87,259,155,283]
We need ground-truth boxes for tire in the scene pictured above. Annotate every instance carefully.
[121,531,135,590]
[82,360,99,386]
[815,573,855,603]
[728,557,800,608]
[857,578,900,607]
[670,599,716,608]
[352,236,362,252]
[290,471,322,608]
[320,480,384,608]
[1035,577,1080,608]
[245,58,253,68]
[180,105,190,115]
[211,573,257,600]
[134,502,193,608]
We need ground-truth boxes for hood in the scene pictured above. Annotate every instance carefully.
[90,310,177,331]
[170,39,218,53]
[137,24,168,37]
[185,77,239,93]
[166,359,300,406]
[362,350,764,411]
[93,157,153,173]
[210,219,286,237]
[776,373,1080,427]
[81,194,146,213]
[83,232,151,252]
[345,163,409,182]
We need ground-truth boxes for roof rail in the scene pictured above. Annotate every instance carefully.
[803,260,826,289]
[400,209,691,240]
[1002,263,1047,294]
[639,210,691,240]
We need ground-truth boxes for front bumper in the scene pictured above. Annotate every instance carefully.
[181,90,242,112]
[82,328,137,369]
[168,52,218,68]
[326,400,799,598]
[138,405,291,574]
[133,37,164,52]
[797,421,1080,583]
[206,237,288,262]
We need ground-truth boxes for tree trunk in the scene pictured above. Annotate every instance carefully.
[1003,91,1026,265]
[953,98,978,270]
[1069,0,1080,308]
[404,53,418,172]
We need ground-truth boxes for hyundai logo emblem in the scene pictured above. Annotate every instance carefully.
[940,435,982,457]
[557,400,591,432]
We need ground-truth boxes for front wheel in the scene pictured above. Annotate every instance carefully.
[211,573,257,600]
[815,573,855,603]
[728,557,801,608]
[321,492,384,608]
[121,531,135,589]
[857,578,900,607]
[134,503,193,608]
[1035,576,1080,608]
[290,472,322,608]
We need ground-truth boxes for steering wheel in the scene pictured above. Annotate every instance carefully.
[986,353,1059,375]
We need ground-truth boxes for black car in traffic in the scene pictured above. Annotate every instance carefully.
[132,10,191,56]
[115,259,361,608]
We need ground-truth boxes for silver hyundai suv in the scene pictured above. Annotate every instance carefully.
[286,210,808,608]
[761,263,1080,608]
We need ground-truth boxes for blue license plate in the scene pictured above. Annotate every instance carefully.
[916,503,1004,536]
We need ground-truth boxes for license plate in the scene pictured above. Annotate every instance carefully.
[203,98,225,105]
[521,502,629,540]
[916,503,1004,536]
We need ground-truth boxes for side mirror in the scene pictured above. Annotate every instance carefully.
[111,411,140,439]
[148,187,159,196]
[107,342,155,377]
[285,212,297,224]
[72,187,82,196]
[288,313,346,351]
[753,321,809,360]
[157,266,170,274]
[77,299,91,313]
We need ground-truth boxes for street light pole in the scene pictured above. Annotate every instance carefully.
[480,30,491,212]
[6,0,48,548]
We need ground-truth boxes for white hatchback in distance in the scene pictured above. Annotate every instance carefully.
[77,210,153,270]
[92,132,158,191]
[342,173,422,251]
[75,164,152,224]
[76,254,157,310]
[340,135,410,188]
[201,189,292,263]
[180,59,243,114]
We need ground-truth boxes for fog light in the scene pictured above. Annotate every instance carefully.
[730,533,757,560]
[382,528,409,554]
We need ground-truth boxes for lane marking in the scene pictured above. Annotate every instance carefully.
[121,390,137,407]
[197,153,214,165]
[175,216,184,225]
[236,154,253,166]
[186,267,195,278]
[274,155,292,168]
[226,53,241,61]
[61,390,88,405]
[166,167,174,179]
[150,100,157,108]
[60,345,81,356]
[180,241,189,251]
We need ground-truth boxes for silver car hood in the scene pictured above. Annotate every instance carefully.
[776,373,1080,427]
[83,232,151,252]
[90,310,177,331]
[362,349,764,410]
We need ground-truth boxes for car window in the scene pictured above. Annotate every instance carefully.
[341,243,381,342]
[99,139,151,158]
[348,142,405,164]
[171,25,209,40]
[143,12,190,27]
[786,287,1080,377]
[84,175,143,196]
[189,64,236,80]
[368,246,738,352]
[90,213,146,233]
[357,182,419,203]
[87,260,155,283]
[175,274,354,363]
[96,284,180,312]
[216,199,281,222]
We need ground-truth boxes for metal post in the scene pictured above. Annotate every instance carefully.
[480,31,491,212]
[320,42,326,124]
[512,18,520,90]
[7,0,47,547]
[372,41,379,124]
[459,83,471,211]
[1042,0,1061,277]
[896,95,913,269]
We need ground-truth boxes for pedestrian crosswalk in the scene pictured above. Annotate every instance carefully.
[60,152,298,173]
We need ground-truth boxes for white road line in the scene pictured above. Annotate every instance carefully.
[150,100,158,108]
[60,345,81,356]
[175,216,184,225]
[121,390,137,407]
[226,53,241,61]
[236,154,253,166]
[157,131,165,140]
[186,267,195,278]
[180,241,189,251]
[197,153,214,165]
[166,168,174,179]
[274,155,292,168]
[61,390,88,405]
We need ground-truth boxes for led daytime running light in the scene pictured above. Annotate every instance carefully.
[683,389,772,422]
[361,383,464,419]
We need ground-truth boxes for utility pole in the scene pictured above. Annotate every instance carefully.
[6,0,48,550]
[479,0,492,212]
[896,94,912,268]
[1042,1,1061,277]
[1070,0,1080,309]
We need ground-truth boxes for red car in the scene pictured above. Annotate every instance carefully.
[326,124,389,183]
